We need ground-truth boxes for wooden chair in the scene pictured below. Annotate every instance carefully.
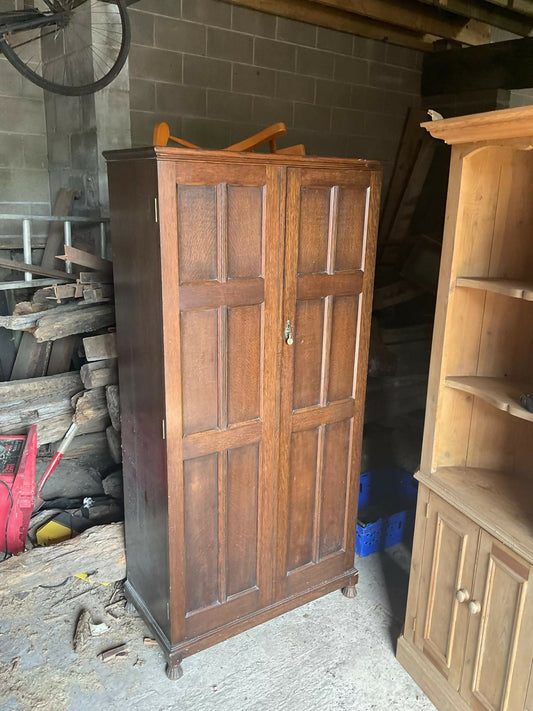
[153,121,305,155]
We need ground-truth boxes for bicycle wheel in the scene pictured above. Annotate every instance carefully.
[0,0,130,96]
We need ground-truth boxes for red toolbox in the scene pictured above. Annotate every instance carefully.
[0,426,37,556]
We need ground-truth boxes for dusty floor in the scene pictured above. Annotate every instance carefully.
[0,544,434,711]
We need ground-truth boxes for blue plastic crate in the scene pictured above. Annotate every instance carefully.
[356,506,416,557]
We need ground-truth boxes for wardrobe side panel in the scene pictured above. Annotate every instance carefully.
[107,158,170,638]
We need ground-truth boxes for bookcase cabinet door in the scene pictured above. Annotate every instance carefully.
[460,533,533,711]
[414,494,479,691]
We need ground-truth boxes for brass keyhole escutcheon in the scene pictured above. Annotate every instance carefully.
[284,319,294,345]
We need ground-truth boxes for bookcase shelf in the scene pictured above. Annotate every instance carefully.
[445,375,533,423]
[398,107,533,711]
[456,276,533,301]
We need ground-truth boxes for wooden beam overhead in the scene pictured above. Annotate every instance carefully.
[485,0,533,20]
[416,0,533,36]
[223,0,439,51]
[422,36,533,95]
[312,0,491,45]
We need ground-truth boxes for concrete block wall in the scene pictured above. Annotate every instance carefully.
[128,0,423,190]
[0,56,50,243]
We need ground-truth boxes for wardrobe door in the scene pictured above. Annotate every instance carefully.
[275,165,379,599]
[161,159,282,645]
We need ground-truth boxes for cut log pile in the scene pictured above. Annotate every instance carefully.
[0,231,123,546]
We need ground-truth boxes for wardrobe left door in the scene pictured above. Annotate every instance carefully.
[159,158,283,648]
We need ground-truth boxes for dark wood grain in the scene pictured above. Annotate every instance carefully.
[105,147,381,673]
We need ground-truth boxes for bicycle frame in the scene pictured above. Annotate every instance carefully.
[0,9,65,36]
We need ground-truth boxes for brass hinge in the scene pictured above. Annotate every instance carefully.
[167,602,170,619]
[425,502,430,518]
[412,616,417,634]
[154,197,159,223]
[162,419,166,440]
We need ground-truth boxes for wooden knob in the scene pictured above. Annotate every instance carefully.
[456,589,470,603]
[468,600,482,615]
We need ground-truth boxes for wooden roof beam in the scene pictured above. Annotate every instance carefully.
[311,0,491,46]
[223,0,439,52]
[422,36,533,95]
[416,0,533,36]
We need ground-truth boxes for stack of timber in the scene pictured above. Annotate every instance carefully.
[0,235,124,539]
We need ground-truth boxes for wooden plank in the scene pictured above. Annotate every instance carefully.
[0,256,76,281]
[0,523,126,594]
[456,277,533,301]
[83,333,117,361]
[379,108,427,252]
[445,375,533,423]
[383,136,436,253]
[422,37,533,97]
[417,0,533,36]
[47,336,76,375]
[311,0,491,44]
[372,279,419,310]
[33,304,115,343]
[223,0,437,51]
[10,334,51,381]
[57,246,113,273]
[80,359,118,389]
[72,387,110,429]
[106,384,121,432]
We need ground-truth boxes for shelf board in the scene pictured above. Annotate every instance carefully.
[417,467,533,564]
[445,375,533,423]
[456,276,533,301]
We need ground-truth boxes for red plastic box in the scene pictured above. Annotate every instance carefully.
[0,426,37,556]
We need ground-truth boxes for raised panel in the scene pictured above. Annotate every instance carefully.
[463,535,533,711]
[177,185,217,283]
[335,186,367,272]
[287,429,319,572]
[227,304,262,425]
[181,309,218,435]
[184,454,219,614]
[297,187,330,275]
[293,299,324,410]
[227,185,263,279]
[328,295,359,403]
[416,496,478,690]
[227,443,259,597]
[319,419,351,559]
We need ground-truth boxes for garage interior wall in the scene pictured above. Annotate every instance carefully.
[128,0,422,198]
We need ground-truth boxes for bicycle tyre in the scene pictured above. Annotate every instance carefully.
[0,0,130,96]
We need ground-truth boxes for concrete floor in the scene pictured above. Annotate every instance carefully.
[0,544,435,711]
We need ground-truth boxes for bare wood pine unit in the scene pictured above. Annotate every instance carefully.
[397,106,533,711]
[105,147,381,679]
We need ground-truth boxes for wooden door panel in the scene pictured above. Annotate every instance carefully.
[462,534,533,711]
[328,295,359,402]
[180,309,219,435]
[177,184,218,283]
[227,304,262,425]
[227,185,263,278]
[184,454,219,614]
[170,161,281,642]
[319,419,351,559]
[276,166,374,598]
[335,183,367,271]
[416,495,479,690]
[287,428,319,572]
[226,443,260,597]
[293,298,324,409]
[297,187,330,273]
